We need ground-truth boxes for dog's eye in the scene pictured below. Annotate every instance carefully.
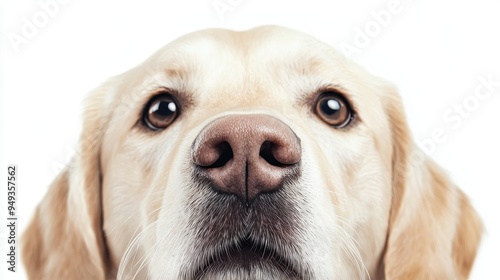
[143,94,179,130]
[315,93,352,128]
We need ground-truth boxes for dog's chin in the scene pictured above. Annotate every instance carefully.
[196,266,294,280]
[192,237,301,280]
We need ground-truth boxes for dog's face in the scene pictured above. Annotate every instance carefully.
[102,27,393,279]
[22,26,482,280]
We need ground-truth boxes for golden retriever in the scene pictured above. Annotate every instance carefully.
[22,26,482,279]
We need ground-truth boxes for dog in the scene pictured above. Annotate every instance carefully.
[22,26,482,279]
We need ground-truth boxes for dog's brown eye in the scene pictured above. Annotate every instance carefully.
[315,93,352,128]
[143,94,179,130]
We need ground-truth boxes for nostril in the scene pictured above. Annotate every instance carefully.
[208,141,233,168]
[259,141,285,167]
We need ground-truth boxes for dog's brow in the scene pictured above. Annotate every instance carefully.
[165,68,187,80]
[157,86,194,108]
[300,84,347,106]
[146,67,194,106]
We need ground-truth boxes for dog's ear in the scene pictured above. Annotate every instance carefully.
[382,86,483,279]
[22,85,113,279]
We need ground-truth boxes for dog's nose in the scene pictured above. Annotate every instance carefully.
[192,114,301,204]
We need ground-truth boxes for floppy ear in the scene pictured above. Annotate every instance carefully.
[22,86,112,279]
[382,88,483,279]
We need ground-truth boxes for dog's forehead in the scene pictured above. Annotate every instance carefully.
[140,26,349,102]
[148,26,345,81]
[151,26,337,66]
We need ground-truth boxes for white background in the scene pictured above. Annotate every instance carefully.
[1,0,499,279]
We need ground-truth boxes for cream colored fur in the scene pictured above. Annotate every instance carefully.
[22,26,482,280]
